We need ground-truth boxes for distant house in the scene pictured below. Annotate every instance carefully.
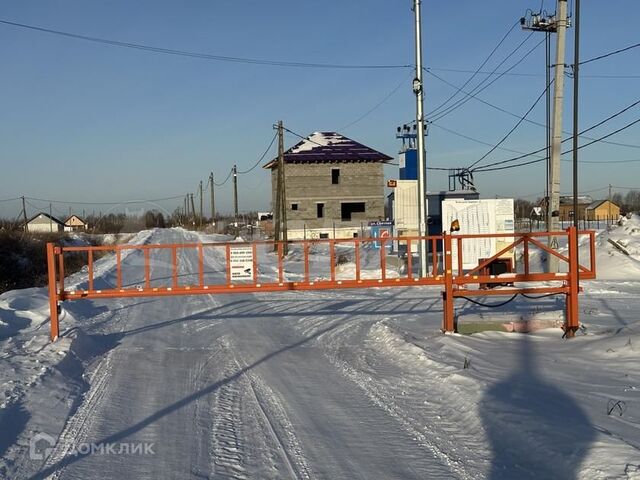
[585,200,620,221]
[263,131,392,239]
[559,195,592,221]
[64,215,88,232]
[25,213,65,233]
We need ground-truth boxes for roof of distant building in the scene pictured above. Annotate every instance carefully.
[26,212,65,225]
[559,195,593,205]
[586,199,619,210]
[263,131,392,169]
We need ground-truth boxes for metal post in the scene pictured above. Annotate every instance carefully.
[442,233,454,333]
[567,0,581,340]
[199,180,203,228]
[547,0,569,273]
[210,172,216,224]
[233,165,238,225]
[46,243,60,341]
[412,0,428,278]
[566,226,579,337]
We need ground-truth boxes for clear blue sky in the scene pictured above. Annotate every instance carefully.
[1,1,639,219]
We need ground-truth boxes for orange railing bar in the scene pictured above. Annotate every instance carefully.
[46,228,596,341]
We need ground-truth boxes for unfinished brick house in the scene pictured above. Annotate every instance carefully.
[264,131,392,239]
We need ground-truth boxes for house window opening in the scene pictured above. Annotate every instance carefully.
[341,202,366,221]
[291,203,298,211]
[317,203,325,218]
[331,169,340,185]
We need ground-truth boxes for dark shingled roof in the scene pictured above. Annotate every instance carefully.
[263,131,392,169]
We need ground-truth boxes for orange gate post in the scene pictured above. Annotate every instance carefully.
[442,233,455,333]
[46,243,60,341]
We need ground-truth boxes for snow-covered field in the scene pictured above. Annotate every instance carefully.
[1,220,640,479]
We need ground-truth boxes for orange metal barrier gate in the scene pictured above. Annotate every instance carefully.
[46,227,595,341]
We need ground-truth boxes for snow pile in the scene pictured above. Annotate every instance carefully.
[290,131,348,153]
[593,214,640,281]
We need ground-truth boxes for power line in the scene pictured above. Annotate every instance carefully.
[0,19,411,70]
[473,114,640,173]
[236,133,278,174]
[430,35,545,121]
[427,67,640,79]
[23,194,185,206]
[429,122,546,158]
[0,197,21,203]
[426,20,521,118]
[213,169,233,187]
[425,69,640,149]
[580,41,640,66]
[468,82,550,169]
[339,73,411,131]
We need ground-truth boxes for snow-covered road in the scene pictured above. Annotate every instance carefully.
[2,226,640,479]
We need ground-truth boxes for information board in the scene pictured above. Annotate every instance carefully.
[441,199,514,271]
[230,246,254,282]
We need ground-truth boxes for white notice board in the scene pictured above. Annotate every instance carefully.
[230,246,254,282]
[442,199,514,271]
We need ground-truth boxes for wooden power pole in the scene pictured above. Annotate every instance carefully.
[190,194,196,227]
[199,180,203,228]
[232,165,238,224]
[214,172,216,223]
[273,121,287,255]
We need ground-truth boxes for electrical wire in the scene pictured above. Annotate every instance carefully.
[23,194,185,205]
[427,67,640,79]
[580,41,640,66]
[468,98,640,172]
[0,19,411,70]
[236,133,278,174]
[213,169,233,187]
[467,82,550,170]
[473,115,640,173]
[431,35,545,122]
[426,20,521,118]
[429,122,546,158]
[424,69,640,149]
[459,294,519,308]
[338,73,411,131]
[0,197,21,203]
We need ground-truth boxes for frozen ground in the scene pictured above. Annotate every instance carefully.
[1,220,640,479]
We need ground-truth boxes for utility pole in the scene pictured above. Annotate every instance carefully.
[199,180,203,228]
[214,172,216,223]
[548,0,569,272]
[21,196,28,230]
[232,165,239,226]
[412,0,428,278]
[273,121,288,255]
[49,203,53,232]
[273,122,282,252]
[568,0,581,338]
[608,184,612,221]
[521,3,569,272]
[280,124,288,255]
[190,193,196,227]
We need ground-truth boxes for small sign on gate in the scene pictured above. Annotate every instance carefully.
[230,246,254,282]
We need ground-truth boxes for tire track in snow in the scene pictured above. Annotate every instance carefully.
[210,361,249,480]
[222,338,313,480]
[245,373,311,480]
[314,318,485,480]
[42,351,115,479]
